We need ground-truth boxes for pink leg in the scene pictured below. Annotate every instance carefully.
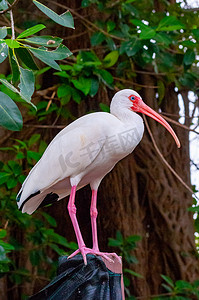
[90,190,99,251]
[67,186,121,265]
[67,185,86,263]
[89,189,121,264]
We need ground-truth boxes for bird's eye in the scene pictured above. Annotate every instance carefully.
[130,96,135,101]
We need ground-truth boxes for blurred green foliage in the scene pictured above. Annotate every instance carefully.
[0,135,77,292]
[109,231,143,298]
[154,275,199,299]
[0,0,198,298]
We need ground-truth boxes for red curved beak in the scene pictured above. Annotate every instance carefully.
[137,101,181,148]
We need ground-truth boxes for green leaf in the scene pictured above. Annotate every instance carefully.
[108,238,122,247]
[0,240,14,252]
[0,76,36,108]
[140,27,156,39]
[27,150,41,161]
[57,84,71,98]
[126,235,141,243]
[0,147,13,151]
[28,134,41,147]
[7,177,18,189]
[71,77,91,95]
[46,61,62,71]
[91,32,105,46]
[181,40,195,48]
[33,0,74,29]
[105,36,116,51]
[188,206,199,212]
[24,36,63,47]
[17,24,46,39]
[15,47,38,70]
[81,0,91,7]
[107,20,115,32]
[0,78,20,94]
[18,174,26,183]
[43,229,72,247]
[60,64,73,70]
[18,67,35,102]
[0,26,7,39]
[95,69,113,87]
[175,280,192,290]
[90,77,99,97]
[161,274,175,288]
[124,268,144,278]
[120,38,141,57]
[103,50,119,68]
[40,44,72,60]
[125,0,136,3]
[8,48,20,84]
[16,152,25,159]
[116,231,123,242]
[54,70,70,78]
[5,39,20,48]
[14,139,27,148]
[35,66,50,76]
[71,88,81,104]
[0,42,8,63]
[0,172,10,185]
[179,72,196,89]
[0,229,7,239]
[29,250,41,266]
[42,212,57,227]
[161,283,173,292]
[60,94,71,105]
[29,45,72,70]
[192,29,199,39]
[154,33,172,46]
[0,92,23,131]
[0,0,8,10]
[157,80,165,103]
[156,16,185,31]
[8,160,22,175]
[77,51,100,63]
[130,19,146,27]
[49,243,65,255]
[99,103,110,112]
[183,50,195,66]
[131,19,156,39]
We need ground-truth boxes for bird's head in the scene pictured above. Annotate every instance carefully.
[111,89,181,148]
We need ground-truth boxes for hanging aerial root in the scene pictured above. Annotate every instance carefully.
[143,114,198,201]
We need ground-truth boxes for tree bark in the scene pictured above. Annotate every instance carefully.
[0,0,198,298]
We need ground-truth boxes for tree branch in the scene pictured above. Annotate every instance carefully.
[160,114,199,135]
[143,114,198,200]
[23,124,65,129]
[0,0,20,14]
[113,76,158,89]
[9,9,15,39]
[47,0,125,41]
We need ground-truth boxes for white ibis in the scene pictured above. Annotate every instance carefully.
[17,89,180,264]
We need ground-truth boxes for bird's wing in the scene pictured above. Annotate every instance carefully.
[17,118,107,213]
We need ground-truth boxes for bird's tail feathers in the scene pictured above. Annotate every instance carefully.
[20,191,43,215]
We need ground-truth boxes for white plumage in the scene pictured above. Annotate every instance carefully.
[17,90,144,213]
[17,89,180,264]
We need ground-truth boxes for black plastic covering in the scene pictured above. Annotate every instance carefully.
[29,254,123,300]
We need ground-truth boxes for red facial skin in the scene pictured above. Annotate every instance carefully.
[128,95,142,112]
[128,94,181,148]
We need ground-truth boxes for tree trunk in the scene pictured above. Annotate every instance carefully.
[0,0,198,298]
[47,1,199,297]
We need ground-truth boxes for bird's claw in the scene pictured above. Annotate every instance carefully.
[68,247,121,265]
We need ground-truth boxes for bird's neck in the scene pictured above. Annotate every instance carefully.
[110,105,143,125]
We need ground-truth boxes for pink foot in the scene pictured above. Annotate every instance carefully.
[68,247,121,265]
